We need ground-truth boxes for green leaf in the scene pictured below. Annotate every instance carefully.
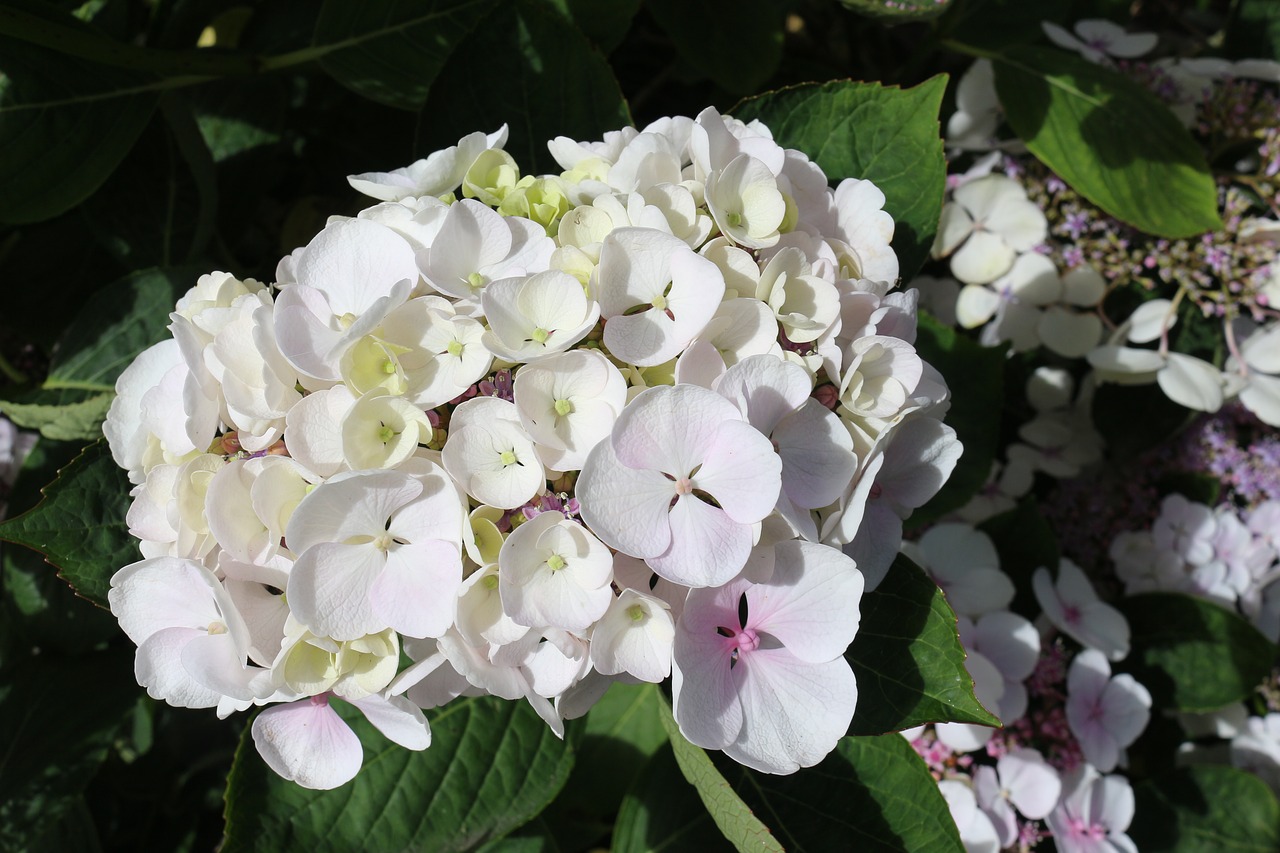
[47,266,194,389]
[1118,592,1277,712]
[657,699,783,853]
[645,0,785,95]
[418,0,631,176]
[0,440,137,609]
[838,0,953,22]
[311,0,498,111]
[222,696,576,852]
[1226,0,1280,63]
[943,0,1069,51]
[716,735,965,853]
[978,497,1060,621]
[0,12,158,223]
[910,312,1006,524]
[992,45,1222,239]
[733,76,948,278]
[0,266,194,440]
[613,745,733,853]
[0,649,139,848]
[1131,765,1280,853]
[846,553,1000,735]
[0,389,113,441]
[549,681,666,836]
[538,0,639,54]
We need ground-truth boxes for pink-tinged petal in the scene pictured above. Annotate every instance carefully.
[648,495,753,588]
[1078,601,1131,661]
[671,622,742,750]
[972,611,1039,681]
[727,650,858,773]
[252,697,363,789]
[877,418,962,514]
[287,543,384,640]
[693,419,781,523]
[773,402,857,510]
[135,626,222,708]
[611,384,743,476]
[1093,772,1136,832]
[576,438,675,559]
[1100,675,1152,747]
[999,748,1061,819]
[369,540,462,639]
[974,766,1018,848]
[713,354,811,434]
[842,503,904,591]
[746,540,863,663]
[351,693,431,750]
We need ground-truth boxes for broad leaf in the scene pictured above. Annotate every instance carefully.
[312,0,497,111]
[993,45,1222,239]
[539,0,639,54]
[0,9,157,223]
[418,0,631,175]
[1118,592,1277,712]
[846,553,1000,735]
[222,697,576,852]
[1226,0,1280,63]
[613,745,733,853]
[911,312,1006,525]
[657,699,783,853]
[734,76,948,278]
[0,266,194,440]
[838,0,953,21]
[0,649,139,848]
[0,440,137,609]
[549,681,666,836]
[646,0,786,95]
[45,266,194,390]
[943,0,1070,50]
[716,735,964,853]
[1131,765,1280,853]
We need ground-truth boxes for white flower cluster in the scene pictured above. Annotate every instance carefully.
[101,109,960,789]
[1112,494,1280,640]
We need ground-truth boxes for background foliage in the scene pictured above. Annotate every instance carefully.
[0,0,1275,850]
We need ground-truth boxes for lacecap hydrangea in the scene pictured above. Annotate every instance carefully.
[103,108,960,789]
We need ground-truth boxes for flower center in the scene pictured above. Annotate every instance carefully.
[674,476,694,495]
[500,450,518,465]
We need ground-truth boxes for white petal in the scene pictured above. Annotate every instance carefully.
[252,697,363,789]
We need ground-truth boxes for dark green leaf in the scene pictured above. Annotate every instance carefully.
[545,681,666,843]
[978,497,1060,621]
[657,698,783,853]
[846,553,1000,735]
[992,45,1222,239]
[0,14,158,223]
[1226,0,1280,63]
[539,0,639,54]
[0,440,137,609]
[943,0,1069,51]
[312,0,498,111]
[613,745,733,853]
[911,312,1006,524]
[716,734,964,853]
[734,76,948,278]
[1118,592,1277,712]
[0,649,139,848]
[476,817,561,853]
[222,696,576,852]
[47,266,195,389]
[1131,765,1280,853]
[839,0,953,22]
[419,0,631,176]
[645,0,786,95]
[1,435,118,660]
